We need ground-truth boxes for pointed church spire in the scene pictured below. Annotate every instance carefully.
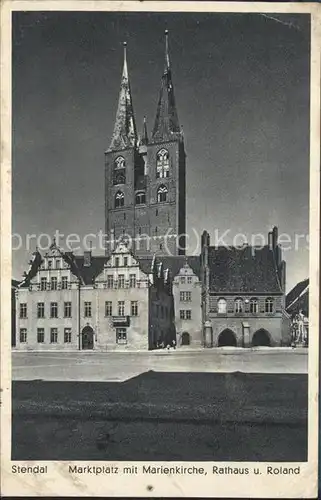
[151,30,181,144]
[140,116,149,145]
[108,42,138,152]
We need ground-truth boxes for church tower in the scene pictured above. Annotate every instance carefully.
[105,33,186,257]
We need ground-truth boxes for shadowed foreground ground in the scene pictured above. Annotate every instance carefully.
[12,371,307,461]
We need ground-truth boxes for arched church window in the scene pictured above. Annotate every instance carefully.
[114,156,125,169]
[157,185,168,203]
[217,298,227,314]
[115,191,125,208]
[113,156,126,185]
[265,297,274,313]
[250,298,258,313]
[234,298,243,313]
[135,191,146,205]
[156,149,169,179]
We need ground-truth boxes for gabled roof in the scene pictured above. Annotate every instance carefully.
[158,255,201,280]
[12,279,20,288]
[18,250,43,288]
[208,245,282,294]
[286,278,309,309]
[136,256,154,275]
[73,256,107,285]
[286,278,309,315]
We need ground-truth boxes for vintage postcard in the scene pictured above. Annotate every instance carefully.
[1,1,320,498]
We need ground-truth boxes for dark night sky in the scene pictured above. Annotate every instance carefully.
[12,11,310,292]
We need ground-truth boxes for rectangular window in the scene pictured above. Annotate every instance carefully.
[118,274,125,288]
[107,275,114,288]
[48,260,52,269]
[40,277,47,290]
[64,302,72,318]
[187,276,193,284]
[180,291,192,302]
[37,302,45,318]
[124,257,128,267]
[84,302,92,317]
[51,276,57,290]
[115,257,120,267]
[50,302,58,318]
[131,301,138,316]
[64,328,72,343]
[20,328,27,343]
[180,277,186,284]
[186,310,192,320]
[61,276,68,289]
[116,327,127,344]
[19,303,27,318]
[50,328,58,343]
[56,259,61,269]
[37,328,45,343]
[118,301,125,317]
[105,301,112,316]
[129,274,136,288]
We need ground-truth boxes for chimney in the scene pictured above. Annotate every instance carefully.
[272,226,278,249]
[268,231,273,250]
[84,251,92,268]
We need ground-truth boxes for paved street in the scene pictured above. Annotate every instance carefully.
[12,349,308,462]
[12,347,308,381]
[12,371,308,461]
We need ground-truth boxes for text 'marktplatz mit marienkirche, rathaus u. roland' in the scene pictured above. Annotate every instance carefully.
[13,31,303,352]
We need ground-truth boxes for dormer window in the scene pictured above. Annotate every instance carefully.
[156,149,169,178]
[48,260,52,269]
[115,191,124,208]
[135,191,146,205]
[157,185,168,203]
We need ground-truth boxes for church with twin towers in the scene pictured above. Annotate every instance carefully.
[14,31,289,352]
[105,31,186,257]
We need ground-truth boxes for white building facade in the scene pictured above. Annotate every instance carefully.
[15,241,175,351]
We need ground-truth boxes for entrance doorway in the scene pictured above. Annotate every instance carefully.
[218,329,237,347]
[81,325,94,350]
[181,332,190,346]
[252,329,271,347]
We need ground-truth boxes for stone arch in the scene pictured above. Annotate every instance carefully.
[218,329,237,347]
[81,325,94,350]
[181,331,190,346]
[252,328,271,347]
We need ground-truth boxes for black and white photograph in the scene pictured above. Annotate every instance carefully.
[1,2,320,498]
